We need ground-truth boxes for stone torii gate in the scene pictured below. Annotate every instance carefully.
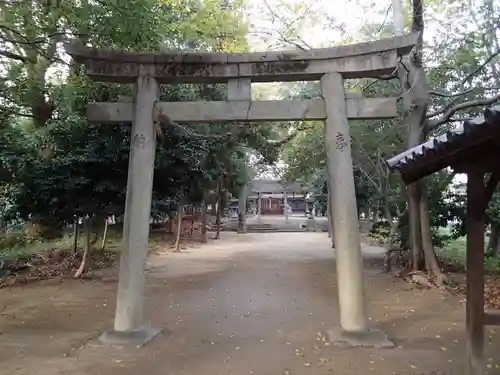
[65,34,416,346]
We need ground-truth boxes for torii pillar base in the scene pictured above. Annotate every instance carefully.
[91,325,164,348]
[326,327,394,349]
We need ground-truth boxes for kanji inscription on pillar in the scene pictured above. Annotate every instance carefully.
[131,133,146,149]
[335,131,348,152]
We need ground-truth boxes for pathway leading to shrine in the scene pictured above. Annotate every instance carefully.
[1,232,498,375]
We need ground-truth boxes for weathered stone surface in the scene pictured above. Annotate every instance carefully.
[322,72,368,333]
[113,67,157,333]
[326,327,394,349]
[227,78,251,101]
[81,51,397,83]
[87,97,398,123]
[65,34,417,83]
[91,325,164,348]
[66,34,416,64]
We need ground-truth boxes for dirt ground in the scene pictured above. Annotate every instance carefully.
[1,232,499,375]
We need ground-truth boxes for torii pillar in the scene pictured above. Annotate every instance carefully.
[321,73,393,347]
[101,66,162,346]
[228,78,250,234]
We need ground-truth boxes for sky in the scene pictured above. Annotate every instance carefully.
[244,0,391,50]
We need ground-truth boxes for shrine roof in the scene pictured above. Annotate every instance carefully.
[250,179,304,194]
[385,106,500,184]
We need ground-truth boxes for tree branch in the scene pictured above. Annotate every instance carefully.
[460,49,500,88]
[426,93,500,131]
[357,163,383,197]
[0,29,69,45]
[267,125,311,146]
[0,49,28,62]
[0,107,34,118]
[155,109,231,140]
[260,0,314,51]
[428,87,475,98]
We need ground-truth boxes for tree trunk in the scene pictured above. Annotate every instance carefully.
[214,180,222,240]
[201,196,208,243]
[190,206,195,236]
[382,204,399,272]
[487,225,500,256]
[74,216,92,278]
[101,217,109,250]
[419,187,445,284]
[411,0,446,280]
[73,219,79,255]
[409,183,425,270]
[174,203,182,252]
[394,0,440,274]
[394,0,422,270]
[368,205,376,227]
[494,234,500,257]
[0,208,6,234]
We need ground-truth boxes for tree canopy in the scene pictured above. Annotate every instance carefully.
[2,0,500,275]
[270,0,500,276]
[0,0,284,236]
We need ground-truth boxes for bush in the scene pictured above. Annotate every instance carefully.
[0,231,29,250]
[369,220,391,244]
[0,230,43,256]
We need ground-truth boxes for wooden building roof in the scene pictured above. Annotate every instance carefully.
[385,106,500,183]
[250,179,304,194]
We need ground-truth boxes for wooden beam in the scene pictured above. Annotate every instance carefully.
[484,311,500,326]
[465,170,486,375]
[453,150,500,174]
[87,98,398,123]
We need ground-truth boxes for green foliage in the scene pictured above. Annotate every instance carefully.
[369,221,391,244]
[277,0,500,259]
[0,0,283,237]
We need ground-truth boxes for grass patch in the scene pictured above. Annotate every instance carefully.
[0,223,183,261]
[440,236,467,263]
[0,226,124,260]
[440,236,500,272]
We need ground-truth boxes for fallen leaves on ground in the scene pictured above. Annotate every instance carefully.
[454,274,500,309]
[150,231,211,253]
[0,249,117,288]
[484,275,500,309]
[384,249,500,309]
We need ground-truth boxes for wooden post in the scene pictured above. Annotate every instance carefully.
[114,66,158,333]
[465,170,486,375]
[321,72,368,332]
